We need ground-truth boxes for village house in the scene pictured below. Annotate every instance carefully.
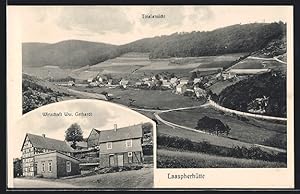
[144,80,154,87]
[89,81,99,87]
[162,82,172,89]
[170,77,178,83]
[193,78,202,85]
[119,79,129,88]
[20,133,74,177]
[67,81,75,86]
[107,79,113,85]
[135,82,142,87]
[179,79,190,85]
[34,151,80,178]
[176,84,187,94]
[98,124,144,168]
[86,128,101,149]
[142,77,150,82]
[194,86,207,98]
[221,72,236,80]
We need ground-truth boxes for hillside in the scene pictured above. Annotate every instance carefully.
[22,74,70,114]
[218,71,286,117]
[23,40,118,68]
[122,22,286,58]
[22,22,286,69]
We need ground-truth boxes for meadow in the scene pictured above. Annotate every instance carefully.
[72,86,205,109]
[158,106,286,149]
[157,148,286,168]
[231,58,285,69]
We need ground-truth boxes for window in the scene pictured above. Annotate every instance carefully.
[128,152,132,163]
[126,139,132,147]
[66,161,71,172]
[48,161,52,172]
[128,152,132,157]
[41,162,45,172]
[107,142,112,149]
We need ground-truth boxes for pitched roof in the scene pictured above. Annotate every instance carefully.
[98,124,143,143]
[23,133,74,153]
[66,141,88,148]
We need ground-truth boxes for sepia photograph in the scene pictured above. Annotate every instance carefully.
[12,99,154,188]
[6,5,294,189]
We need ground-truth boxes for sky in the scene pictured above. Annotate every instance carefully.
[11,99,152,158]
[8,5,291,45]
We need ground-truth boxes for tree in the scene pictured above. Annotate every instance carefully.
[65,123,84,149]
[142,122,153,134]
[13,158,22,177]
[195,116,231,136]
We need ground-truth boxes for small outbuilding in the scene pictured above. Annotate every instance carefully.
[35,151,80,178]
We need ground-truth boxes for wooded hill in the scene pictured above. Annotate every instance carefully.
[23,22,286,69]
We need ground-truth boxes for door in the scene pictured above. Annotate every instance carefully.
[109,155,115,166]
[117,154,124,166]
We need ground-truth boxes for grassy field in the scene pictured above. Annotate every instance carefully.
[72,86,205,109]
[208,80,241,95]
[232,58,285,69]
[23,66,73,79]
[158,106,286,149]
[60,166,153,188]
[157,123,278,152]
[157,148,286,168]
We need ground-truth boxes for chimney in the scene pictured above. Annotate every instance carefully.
[42,134,46,138]
[114,124,117,131]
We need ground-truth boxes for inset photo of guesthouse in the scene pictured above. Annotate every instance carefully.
[11,99,154,188]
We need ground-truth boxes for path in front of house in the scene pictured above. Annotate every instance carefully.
[13,178,80,188]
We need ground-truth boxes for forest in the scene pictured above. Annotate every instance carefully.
[23,22,286,69]
[218,71,287,117]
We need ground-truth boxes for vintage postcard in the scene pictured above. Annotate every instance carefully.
[7,5,294,189]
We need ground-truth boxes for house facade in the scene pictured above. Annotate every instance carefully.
[35,151,80,178]
[98,125,143,167]
[20,133,73,177]
[87,128,101,148]
[176,84,187,94]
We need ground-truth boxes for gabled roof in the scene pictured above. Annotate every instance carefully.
[22,133,74,153]
[66,141,88,148]
[98,124,143,143]
[86,128,101,141]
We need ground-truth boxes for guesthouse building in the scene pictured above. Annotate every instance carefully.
[20,133,74,177]
[98,124,143,167]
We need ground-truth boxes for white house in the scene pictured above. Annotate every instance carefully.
[176,84,187,94]
[119,79,129,88]
[162,82,172,88]
[193,78,202,85]
[180,79,189,85]
[194,86,206,98]
[170,77,178,84]
[142,77,150,82]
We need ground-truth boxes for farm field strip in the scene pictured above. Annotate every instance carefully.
[157,148,286,168]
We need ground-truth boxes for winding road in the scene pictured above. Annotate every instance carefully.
[132,102,286,153]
